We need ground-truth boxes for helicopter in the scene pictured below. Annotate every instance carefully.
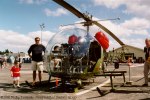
[43,0,125,91]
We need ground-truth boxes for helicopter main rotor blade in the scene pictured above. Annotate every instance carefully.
[61,18,120,27]
[53,0,90,21]
[93,21,125,46]
[53,0,125,46]
[61,22,85,27]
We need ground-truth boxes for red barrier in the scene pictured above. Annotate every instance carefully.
[68,34,78,44]
[95,31,109,49]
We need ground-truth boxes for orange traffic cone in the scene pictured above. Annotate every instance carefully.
[55,77,59,87]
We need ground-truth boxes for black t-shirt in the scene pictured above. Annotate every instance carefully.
[28,44,45,62]
[144,47,150,60]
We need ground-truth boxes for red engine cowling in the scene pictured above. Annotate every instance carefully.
[95,31,109,49]
[68,34,78,44]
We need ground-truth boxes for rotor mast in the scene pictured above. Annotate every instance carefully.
[82,12,93,36]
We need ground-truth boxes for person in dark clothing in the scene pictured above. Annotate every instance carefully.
[0,58,4,69]
[28,37,45,86]
[15,54,22,68]
[143,38,150,86]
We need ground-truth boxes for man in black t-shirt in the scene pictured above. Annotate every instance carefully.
[143,38,150,86]
[28,37,45,86]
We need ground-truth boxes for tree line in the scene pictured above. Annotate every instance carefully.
[0,49,12,55]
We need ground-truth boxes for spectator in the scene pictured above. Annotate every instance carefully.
[143,38,150,86]
[10,60,21,88]
[28,37,45,86]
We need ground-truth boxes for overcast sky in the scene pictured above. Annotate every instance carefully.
[0,0,150,53]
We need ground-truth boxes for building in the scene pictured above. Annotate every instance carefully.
[108,45,144,63]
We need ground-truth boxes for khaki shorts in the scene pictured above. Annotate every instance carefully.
[31,61,44,71]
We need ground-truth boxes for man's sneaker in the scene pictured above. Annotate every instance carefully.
[31,81,36,86]
[17,85,21,88]
[13,84,17,88]
[142,84,148,87]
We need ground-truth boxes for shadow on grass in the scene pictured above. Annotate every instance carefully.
[139,98,150,100]
[1,81,55,94]
[112,89,149,94]
[1,80,87,94]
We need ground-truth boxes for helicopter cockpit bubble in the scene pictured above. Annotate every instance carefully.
[44,28,95,73]
[78,36,86,44]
